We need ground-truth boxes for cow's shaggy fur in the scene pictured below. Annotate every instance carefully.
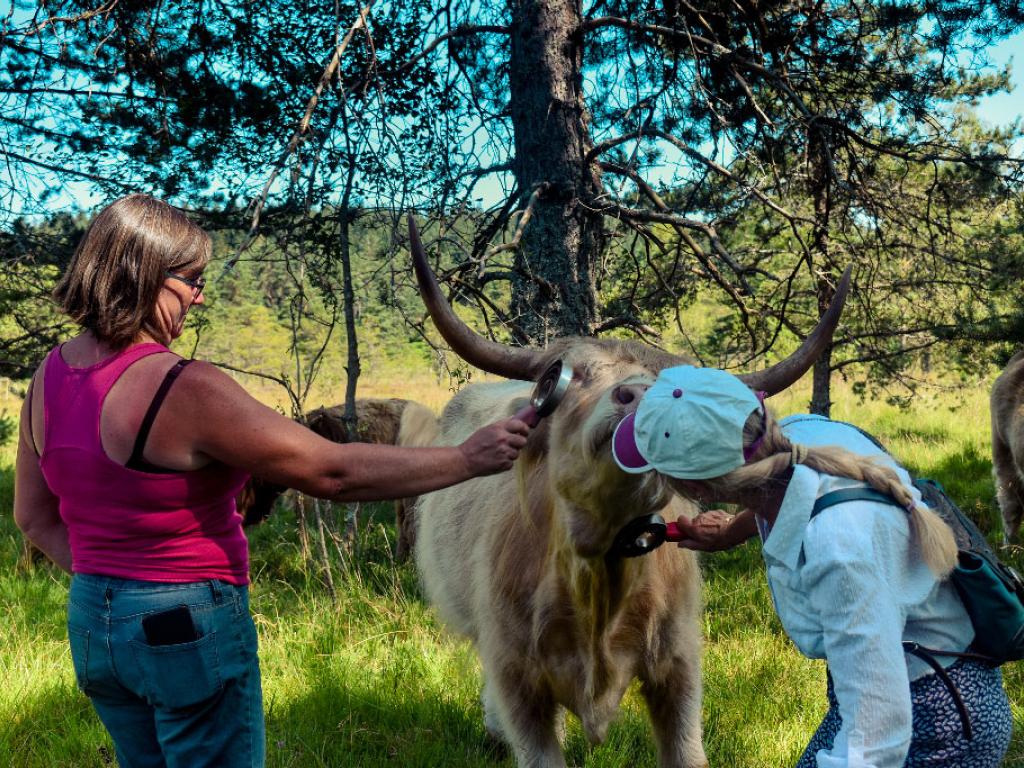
[237,398,438,559]
[992,350,1024,540]
[415,339,707,768]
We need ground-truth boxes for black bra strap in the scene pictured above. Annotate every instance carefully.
[25,370,40,456]
[126,359,193,469]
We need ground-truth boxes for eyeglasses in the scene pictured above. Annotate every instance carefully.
[165,270,206,295]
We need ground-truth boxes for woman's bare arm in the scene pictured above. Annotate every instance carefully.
[181,362,529,502]
[13,390,71,572]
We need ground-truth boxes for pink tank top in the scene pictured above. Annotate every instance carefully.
[39,343,251,585]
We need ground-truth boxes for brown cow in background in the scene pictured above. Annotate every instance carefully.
[408,218,850,768]
[237,398,439,560]
[991,350,1024,540]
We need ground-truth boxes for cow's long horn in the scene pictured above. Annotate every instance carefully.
[408,214,546,380]
[737,267,852,396]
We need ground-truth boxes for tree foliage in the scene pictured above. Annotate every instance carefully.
[2,1,1024,408]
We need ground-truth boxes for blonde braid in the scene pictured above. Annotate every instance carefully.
[705,411,957,578]
[789,443,809,467]
[800,447,957,577]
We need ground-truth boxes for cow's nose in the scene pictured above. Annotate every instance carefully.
[612,383,648,409]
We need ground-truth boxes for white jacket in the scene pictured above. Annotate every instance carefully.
[757,415,975,768]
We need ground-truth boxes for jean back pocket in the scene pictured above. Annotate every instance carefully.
[131,631,223,709]
[67,626,91,693]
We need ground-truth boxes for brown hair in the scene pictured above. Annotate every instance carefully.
[53,194,211,348]
[700,409,958,578]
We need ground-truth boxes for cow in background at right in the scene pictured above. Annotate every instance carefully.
[991,349,1024,540]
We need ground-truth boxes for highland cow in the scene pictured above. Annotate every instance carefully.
[408,218,849,767]
[991,349,1024,540]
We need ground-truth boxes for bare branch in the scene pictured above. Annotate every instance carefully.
[820,115,1024,167]
[399,24,510,73]
[590,129,808,224]
[593,315,661,338]
[730,66,775,129]
[206,360,302,417]
[603,198,757,348]
[11,0,120,38]
[228,2,375,270]
[0,148,133,190]
[478,182,549,274]
[0,87,173,103]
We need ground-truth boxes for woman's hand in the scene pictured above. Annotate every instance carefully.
[459,416,531,476]
[674,508,757,552]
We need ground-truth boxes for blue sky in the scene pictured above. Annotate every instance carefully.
[976,30,1024,127]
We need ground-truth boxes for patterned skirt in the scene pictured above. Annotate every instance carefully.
[795,659,1012,767]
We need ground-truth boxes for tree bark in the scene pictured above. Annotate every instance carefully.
[339,207,361,441]
[808,131,834,417]
[337,99,361,442]
[809,317,833,415]
[507,0,603,343]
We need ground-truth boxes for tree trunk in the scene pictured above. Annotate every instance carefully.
[339,208,361,442]
[339,208,362,545]
[508,0,603,343]
[808,131,834,417]
[337,100,361,440]
[809,336,833,416]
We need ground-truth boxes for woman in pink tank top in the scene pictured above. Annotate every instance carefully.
[13,194,532,768]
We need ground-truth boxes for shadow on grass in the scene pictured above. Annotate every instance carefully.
[264,669,511,768]
[2,660,507,768]
[0,684,114,768]
[266,624,669,768]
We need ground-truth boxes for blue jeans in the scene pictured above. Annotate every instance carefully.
[67,574,265,768]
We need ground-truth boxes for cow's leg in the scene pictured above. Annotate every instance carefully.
[993,427,1024,541]
[481,677,505,743]
[482,665,566,768]
[641,652,708,768]
[394,500,410,561]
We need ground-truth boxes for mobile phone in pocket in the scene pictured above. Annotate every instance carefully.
[141,605,198,646]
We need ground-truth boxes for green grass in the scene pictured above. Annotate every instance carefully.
[2,378,1024,767]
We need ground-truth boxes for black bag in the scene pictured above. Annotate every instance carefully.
[912,478,1024,664]
[802,419,1024,740]
[811,477,1024,665]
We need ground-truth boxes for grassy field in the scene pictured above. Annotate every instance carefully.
[1,373,1022,767]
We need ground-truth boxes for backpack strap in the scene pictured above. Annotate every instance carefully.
[24,368,39,456]
[902,642,976,740]
[810,487,898,519]
[812,485,993,740]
